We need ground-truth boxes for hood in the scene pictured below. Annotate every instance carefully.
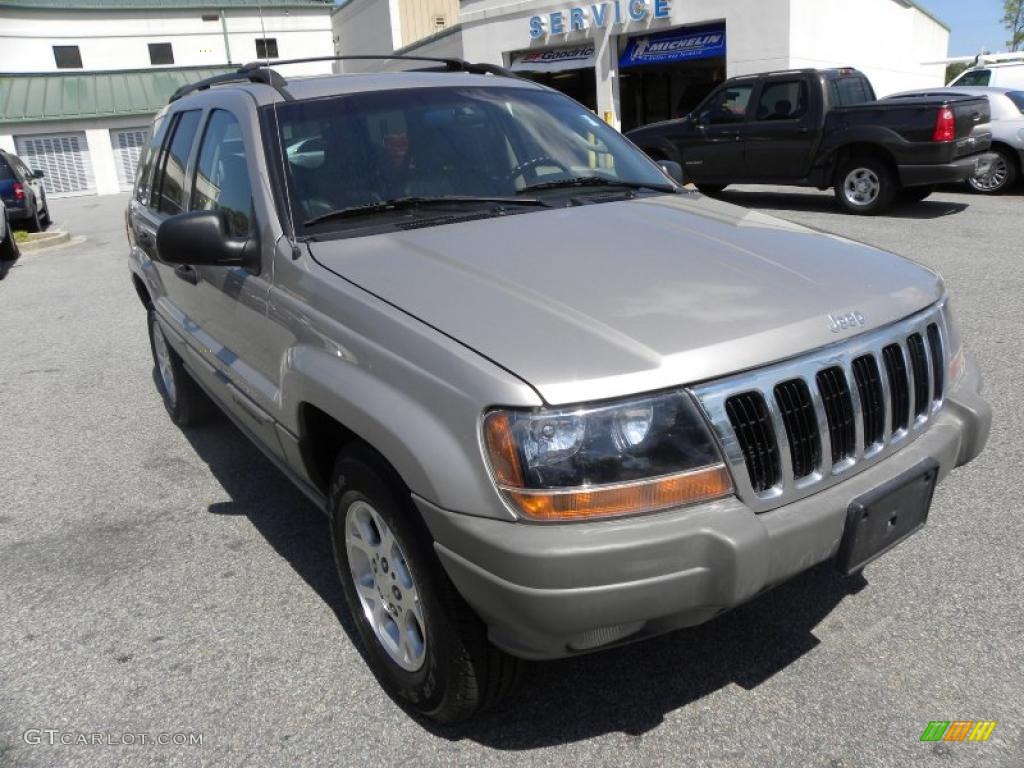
[309,194,942,405]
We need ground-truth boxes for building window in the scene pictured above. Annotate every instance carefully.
[53,45,83,69]
[433,14,447,30]
[255,38,279,59]
[201,13,219,22]
[148,43,174,66]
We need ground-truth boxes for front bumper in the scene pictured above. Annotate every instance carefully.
[898,153,990,187]
[417,355,991,660]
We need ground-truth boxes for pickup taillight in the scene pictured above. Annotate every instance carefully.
[932,107,955,142]
[13,181,24,201]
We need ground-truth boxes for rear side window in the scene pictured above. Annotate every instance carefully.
[190,110,254,237]
[956,69,991,86]
[755,80,809,120]
[135,117,165,205]
[152,110,201,216]
[1007,91,1024,113]
[828,76,874,107]
[0,157,15,180]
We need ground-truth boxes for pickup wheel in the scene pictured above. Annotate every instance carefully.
[695,184,726,196]
[146,309,215,426]
[968,147,1017,194]
[834,157,896,215]
[329,448,522,723]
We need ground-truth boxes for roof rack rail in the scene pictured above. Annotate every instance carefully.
[168,67,291,103]
[167,55,519,105]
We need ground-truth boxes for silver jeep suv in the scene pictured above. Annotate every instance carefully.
[126,57,991,723]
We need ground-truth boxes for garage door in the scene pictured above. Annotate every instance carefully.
[112,128,149,191]
[14,132,94,196]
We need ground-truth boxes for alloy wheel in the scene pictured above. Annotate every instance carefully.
[969,155,1009,192]
[843,167,880,207]
[151,322,177,407]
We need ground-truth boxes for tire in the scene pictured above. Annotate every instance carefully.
[834,156,897,215]
[968,147,1017,194]
[329,447,522,723]
[696,184,726,196]
[898,185,934,204]
[26,202,42,233]
[146,309,215,426]
[39,196,50,227]
[0,216,18,262]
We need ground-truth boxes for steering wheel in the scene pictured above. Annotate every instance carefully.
[504,156,571,186]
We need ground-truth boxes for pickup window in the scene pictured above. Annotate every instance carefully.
[828,76,875,107]
[755,80,809,121]
[699,84,754,124]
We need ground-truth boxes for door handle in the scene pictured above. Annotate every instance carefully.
[174,264,200,285]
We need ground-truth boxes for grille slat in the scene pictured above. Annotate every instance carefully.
[882,344,911,432]
[927,323,944,401]
[773,379,821,479]
[725,392,780,493]
[816,366,856,464]
[907,333,930,418]
[852,354,885,449]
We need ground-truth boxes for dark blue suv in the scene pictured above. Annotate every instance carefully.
[0,150,50,232]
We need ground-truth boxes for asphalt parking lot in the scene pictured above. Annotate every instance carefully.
[1,185,1022,768]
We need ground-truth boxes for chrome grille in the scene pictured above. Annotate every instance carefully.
[692,303,948,512]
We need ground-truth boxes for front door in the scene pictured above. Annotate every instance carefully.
[679,82,754,181]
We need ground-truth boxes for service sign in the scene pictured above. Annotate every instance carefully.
[619,23,725,68]
[529,0,671,39]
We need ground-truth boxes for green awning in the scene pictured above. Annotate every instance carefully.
[0,66,236,125]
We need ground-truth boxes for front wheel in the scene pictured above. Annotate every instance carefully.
[968,148,1017,194]
[329,448,522,723]
[834,157,897,215]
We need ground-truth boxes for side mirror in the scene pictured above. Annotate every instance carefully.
[156,210,257,269]
[32,169,44,179]
[658,160,684,184]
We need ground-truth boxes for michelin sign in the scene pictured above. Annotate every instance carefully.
[619,23,725,67]
[529,0,671,39]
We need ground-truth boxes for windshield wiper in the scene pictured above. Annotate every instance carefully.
[519,176,676,194]
[303,195,552,227]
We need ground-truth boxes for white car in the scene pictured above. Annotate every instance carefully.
[948,55,1024,89]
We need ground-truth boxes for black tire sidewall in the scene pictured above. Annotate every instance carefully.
[328,455,475,720]
[835,158,896,214]
[146,309,211,426]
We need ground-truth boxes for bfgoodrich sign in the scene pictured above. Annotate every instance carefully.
[529,0,672,39]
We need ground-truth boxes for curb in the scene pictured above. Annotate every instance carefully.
[17,231,72,252]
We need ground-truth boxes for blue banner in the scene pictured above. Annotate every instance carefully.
[619,23,726,69]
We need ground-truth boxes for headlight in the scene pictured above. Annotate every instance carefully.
[482,390,732,521]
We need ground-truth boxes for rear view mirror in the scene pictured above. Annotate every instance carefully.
[32,169,44,179]
[156,210,257,270]
[658,160,684,184]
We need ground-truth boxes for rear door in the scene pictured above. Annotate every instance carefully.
[131,108,204,338]
[742,76,819,179]
[682,81,755,180]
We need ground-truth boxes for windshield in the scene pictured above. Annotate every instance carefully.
[1007,90,1024,113]
[268,85,673,237]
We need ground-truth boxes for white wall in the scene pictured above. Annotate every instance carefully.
[788,0,948,96]
[0,7,334,75]
[331,0,399,72]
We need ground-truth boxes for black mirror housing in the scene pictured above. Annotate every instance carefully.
[658,160,684,184]
[32,169,45,179]
[156,210,256,270]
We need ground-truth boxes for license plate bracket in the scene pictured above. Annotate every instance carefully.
[835,458,939,575]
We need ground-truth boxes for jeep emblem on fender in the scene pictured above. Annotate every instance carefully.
[828,311,866,333]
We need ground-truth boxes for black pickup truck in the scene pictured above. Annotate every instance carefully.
[626,68,992,214]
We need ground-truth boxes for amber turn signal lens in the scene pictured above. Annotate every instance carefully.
[483,410,525,488]
[504,464,733,521]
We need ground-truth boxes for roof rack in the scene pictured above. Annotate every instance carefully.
[168,55,518,104]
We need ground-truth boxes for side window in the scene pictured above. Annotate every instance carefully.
[152,110,201,216]
[135,117,165,205]
[699,85,754,124]
[828,77,874,108]
[755,80,809,121]
[190,110,253,237]
[956,70,991,87]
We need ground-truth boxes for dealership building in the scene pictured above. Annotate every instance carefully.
[343,0,950,132]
